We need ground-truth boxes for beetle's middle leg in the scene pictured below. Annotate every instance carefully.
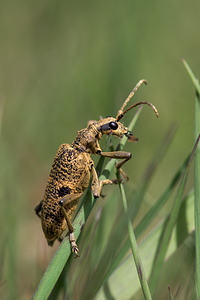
[91,165,120,198]
[59,193,82,257]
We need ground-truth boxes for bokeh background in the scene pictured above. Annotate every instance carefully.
[0,1,200,299]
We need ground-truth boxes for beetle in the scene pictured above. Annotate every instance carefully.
[35,79,158,257]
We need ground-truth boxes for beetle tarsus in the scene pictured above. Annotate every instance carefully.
[70,232,79,257]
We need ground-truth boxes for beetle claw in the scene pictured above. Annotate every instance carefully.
[72,246,80,258]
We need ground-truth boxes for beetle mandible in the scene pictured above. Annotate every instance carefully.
[35,79,158,257]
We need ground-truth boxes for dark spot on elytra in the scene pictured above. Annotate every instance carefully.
[58,186,71,197]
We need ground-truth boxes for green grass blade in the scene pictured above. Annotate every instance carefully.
[183,59,200,94]
[154,231,195,300]
[176,191,192,246]
[168,287,174,300]
[194,83,200,300]
[118,181,152,300]
[149,135,200,295]
[135,154,189,238]
[183,60,200,299]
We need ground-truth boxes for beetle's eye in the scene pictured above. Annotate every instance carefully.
[109,122,118,130]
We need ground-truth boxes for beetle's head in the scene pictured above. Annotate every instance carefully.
[97,116,133,138]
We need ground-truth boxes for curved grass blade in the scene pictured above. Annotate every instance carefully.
[176,191,192,246]
[149,135,200,295]
[183,59,200,94]
[183,60,200,298]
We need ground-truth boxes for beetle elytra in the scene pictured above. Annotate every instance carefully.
[35,79,158,257]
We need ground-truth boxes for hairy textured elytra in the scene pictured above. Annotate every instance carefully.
[35,79,158,257]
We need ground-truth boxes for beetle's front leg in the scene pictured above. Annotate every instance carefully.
[98,151,132,180]
[99,151,132,168]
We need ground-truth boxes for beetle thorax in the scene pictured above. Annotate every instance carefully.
[72,123,102,154]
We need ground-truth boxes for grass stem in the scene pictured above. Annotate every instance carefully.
[118,180,152,300]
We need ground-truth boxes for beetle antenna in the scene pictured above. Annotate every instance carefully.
[116,101,159,121]
[116,80,158,121]
[116,79,147,121]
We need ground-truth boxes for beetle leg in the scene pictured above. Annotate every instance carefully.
[69,232,79,257]
[99,150,132,167]
[59,193,82,207]
[35,200,43,218]
[59,194,81,257]
[98,151,132,180]
[91,165,120,198]
[117,168,129,180]
[60,204,79,257]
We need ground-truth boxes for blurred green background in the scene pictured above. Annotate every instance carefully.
[0,1,200,299]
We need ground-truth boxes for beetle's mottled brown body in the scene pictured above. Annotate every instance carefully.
[35,80,158,256]
[41,144,92,243]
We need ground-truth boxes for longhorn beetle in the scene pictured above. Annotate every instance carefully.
[35,79,158,257]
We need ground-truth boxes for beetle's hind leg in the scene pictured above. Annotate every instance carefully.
[59,193,82,257]
[60,203,79,257]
